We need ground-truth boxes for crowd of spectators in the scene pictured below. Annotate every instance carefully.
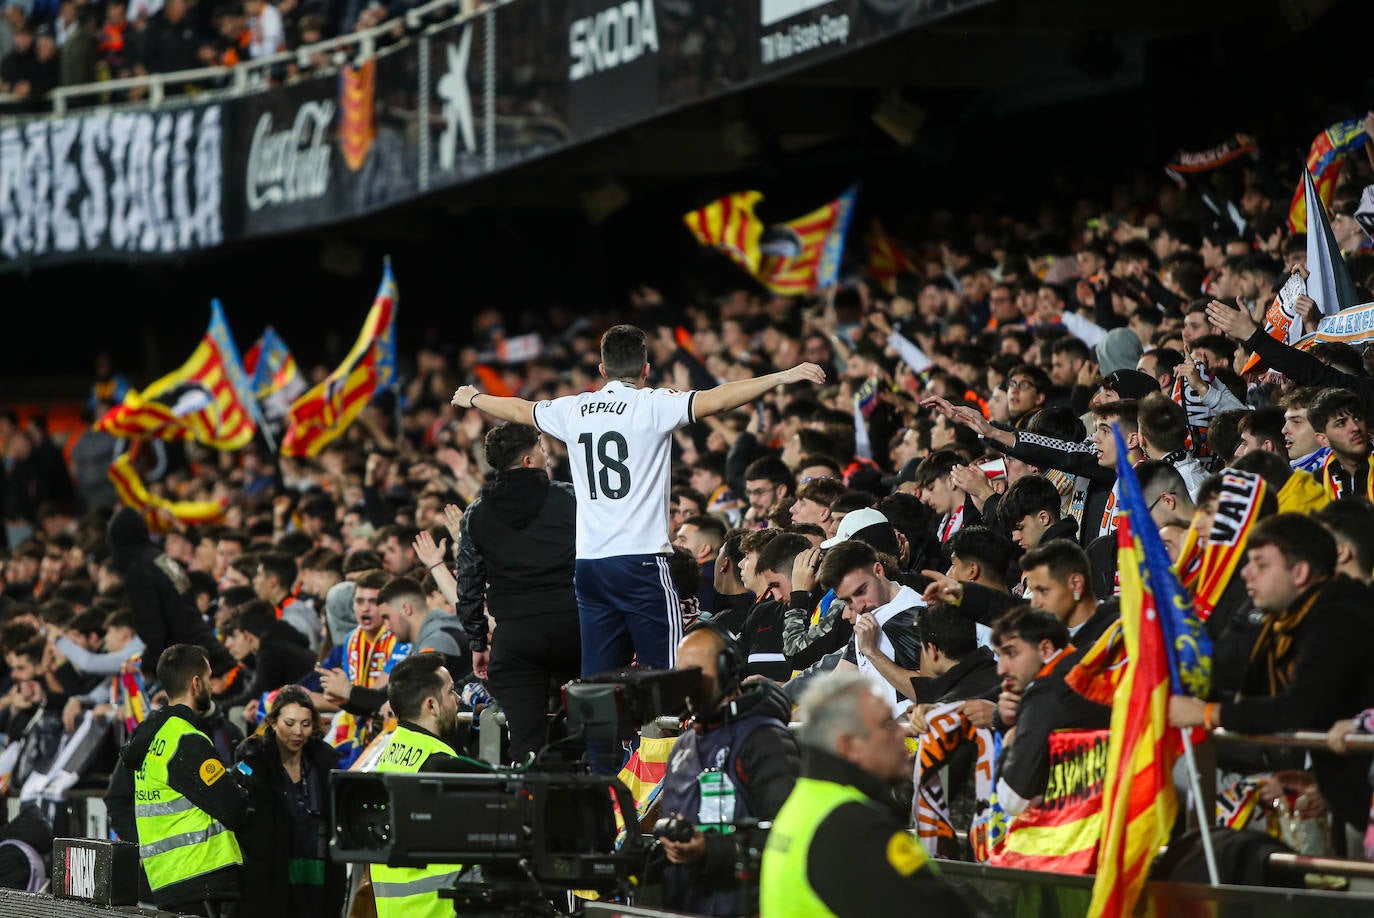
[0,0,445,111]
[2,104,1374,899]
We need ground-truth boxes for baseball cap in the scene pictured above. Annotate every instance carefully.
[820,507,898,554]
[1101,368,1158,400]
[879,456,921,490]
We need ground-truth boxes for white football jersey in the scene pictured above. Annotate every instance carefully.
[533,381,696,559]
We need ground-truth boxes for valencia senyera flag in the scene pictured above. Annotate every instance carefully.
[94,300,259,450]
[281,262,399,457]
[757,184,858,295]
[1087,424,1211,918]
[683,191,765,277]
[108,453,228,533]
[1288,118,1369,233]
[244,325,307,425]
[866,219,915,289]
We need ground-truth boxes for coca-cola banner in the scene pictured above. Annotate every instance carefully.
[227,52,419,238]
[0,102,223,265]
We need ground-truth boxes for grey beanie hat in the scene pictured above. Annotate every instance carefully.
[1095,327,1144,377]
[325,579,358,646]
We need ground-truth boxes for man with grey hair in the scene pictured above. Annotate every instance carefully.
[760,671,971,917]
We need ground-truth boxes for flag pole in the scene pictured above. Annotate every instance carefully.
[1179,730,1221,885]
[256,410,279,455]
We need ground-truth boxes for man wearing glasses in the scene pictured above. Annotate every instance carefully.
[741,456,792,530]
[1004,364,1049,429]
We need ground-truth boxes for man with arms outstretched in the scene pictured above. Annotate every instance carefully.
[452,324,825,674]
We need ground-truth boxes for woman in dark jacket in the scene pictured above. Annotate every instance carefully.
[234,685,344,918]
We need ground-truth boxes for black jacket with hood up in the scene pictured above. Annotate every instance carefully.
[456,467,577,651]
[107,508,217,678]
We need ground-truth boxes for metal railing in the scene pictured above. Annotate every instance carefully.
[1187,728,1374,883]
[1210,729,1374,753]
[45,0,491,115]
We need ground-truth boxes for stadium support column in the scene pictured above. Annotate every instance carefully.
[483,7,495,171]
[418,34,431,191]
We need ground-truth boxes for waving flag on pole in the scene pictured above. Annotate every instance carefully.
[867,219,916,290]
[94,301,260,450]
[1248,167,1364,373]
[1303,166,1362,316]
[1288,118,1369,233]
[108,453,227,533]
[244,326,307,425]
[683,191,765,276]
[1088,425,1211,918]
[758,184,859,295]
[281,262,399,457]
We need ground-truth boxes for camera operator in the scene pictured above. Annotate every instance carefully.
[761,670,972,918]
[368,652,470,918]
[655,623,800,916]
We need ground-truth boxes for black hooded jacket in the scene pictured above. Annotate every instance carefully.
[234,621,316,707]
[456,467,577,650]
[0,804,53,891]
[107,508,217,678]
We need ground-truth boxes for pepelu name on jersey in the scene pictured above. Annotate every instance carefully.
[580,401,627,416]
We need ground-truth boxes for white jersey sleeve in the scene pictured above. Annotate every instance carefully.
[532,382,696,559]
[530,393,576,442]
[644,387,696,432]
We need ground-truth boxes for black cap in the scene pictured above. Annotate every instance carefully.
[880,456,921,490]
[1101,368,1158,400]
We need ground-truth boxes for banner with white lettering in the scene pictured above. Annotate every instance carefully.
[1296,300,1374,350]
[752,0,990,75]
[228,54,417,237]
[0,103,223,265]
[0,0,999,269]
[567,0,660,135]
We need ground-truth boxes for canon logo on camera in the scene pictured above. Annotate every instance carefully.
[568,0,658,82]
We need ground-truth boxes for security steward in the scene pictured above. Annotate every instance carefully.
[123,644,249,916]
[656,623,800,916]
[760,670,972,918]
[368,651,468,918]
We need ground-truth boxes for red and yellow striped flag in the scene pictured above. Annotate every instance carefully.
[108,453,228,533]
[94,301,259,450]
[683,191,764,276]
[339,59,376,172]
[281,262,399,457]
[613,734,675,840]
[1089,426,1198,918]
[1287,118,1368,233]
[1088,519,1178,916]
[758,185,858,295]
[866,219,915,290]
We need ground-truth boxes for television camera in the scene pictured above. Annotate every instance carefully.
[329,667,702,917]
